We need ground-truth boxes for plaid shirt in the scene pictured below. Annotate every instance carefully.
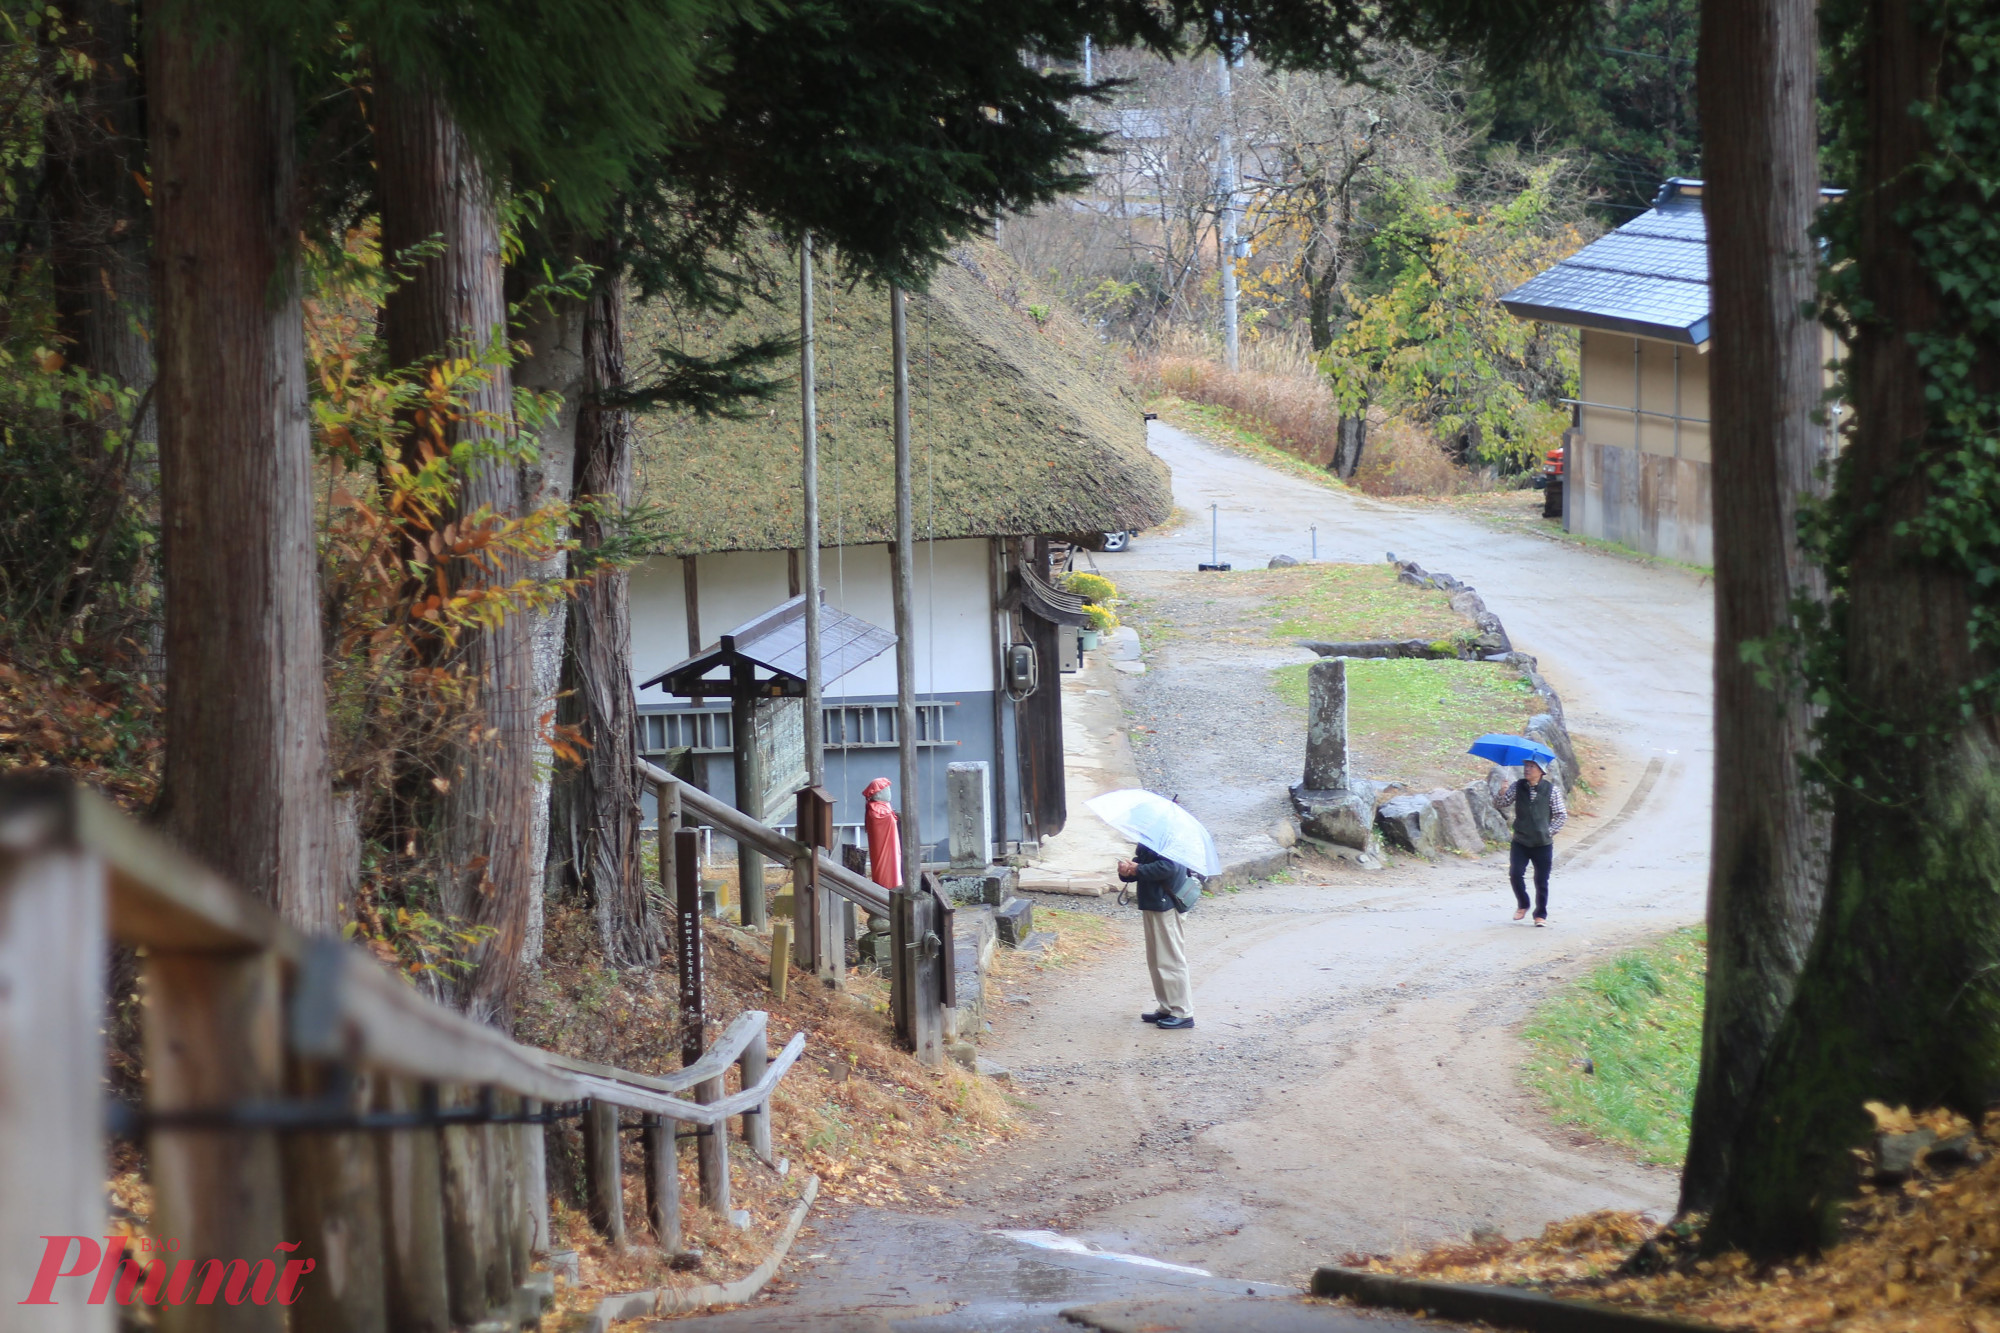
[1494,776,1567,835]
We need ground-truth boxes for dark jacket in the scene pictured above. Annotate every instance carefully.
[1120,844,1193,913]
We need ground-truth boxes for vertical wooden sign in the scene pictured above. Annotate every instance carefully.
[796,786,838,981]
[676,827,705,1066]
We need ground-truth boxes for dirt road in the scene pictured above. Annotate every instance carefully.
[723,422,1713,1331]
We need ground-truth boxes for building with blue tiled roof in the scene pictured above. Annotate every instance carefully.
[1501,179,1716,565]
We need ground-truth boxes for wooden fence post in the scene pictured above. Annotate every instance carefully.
[789,852,815,973]
[376,1078,451,1333]
[695,1078,732,1216]
[0,819,108,1332]
[738,1014,771,1163]
[770,919,791,1003]
[659,775,680,930]
[494,1093,530,1292]
[438,1086,503,1326]
[145,949,287,1333]
[891,887,943,1068]
[581,1099,625,1248]
[284,1067,386,1333]
[642,1115,681,1252]
[521,1098,551,1258]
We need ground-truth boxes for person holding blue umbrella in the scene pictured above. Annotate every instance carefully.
[1468,735,1568,925]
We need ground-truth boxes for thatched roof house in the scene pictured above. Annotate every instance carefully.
[628,240,1170,555]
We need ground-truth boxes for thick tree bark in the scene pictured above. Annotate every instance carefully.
[148,7,336,929]
[376,73,536,1024]
[551,259,657,965]
[511,293,585,971]
[1707,3,2000,1254]
[1677,0,1829,1219]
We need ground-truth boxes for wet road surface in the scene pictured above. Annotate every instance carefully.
[680,422,1714,1328]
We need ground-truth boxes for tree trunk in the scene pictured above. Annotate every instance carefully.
[1676,0,1829,1219]
[376,72,536,1024]
[552,257,657,965]
[1706,2,2000,1254]
[511,291,586,972]
[148,5,336,929]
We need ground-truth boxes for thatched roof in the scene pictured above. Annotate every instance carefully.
[628,240,1171,556]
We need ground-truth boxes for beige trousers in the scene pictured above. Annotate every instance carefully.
[1143,907,1193,1019]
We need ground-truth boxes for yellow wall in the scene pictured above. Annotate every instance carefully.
[1579,328,1711,464]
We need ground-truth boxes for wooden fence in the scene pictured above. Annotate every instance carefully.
[0,775,804,1332]
[639,762,953,1068]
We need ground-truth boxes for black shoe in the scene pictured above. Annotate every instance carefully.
[1141,1010,1167,1022]
[1154,1015,1195,1030]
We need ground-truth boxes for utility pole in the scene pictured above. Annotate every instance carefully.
[1216,49,1241,372]
[890,286,920,881]
[800,236,824,789]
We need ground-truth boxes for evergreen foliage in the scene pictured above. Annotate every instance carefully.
[1478,0,1700,218]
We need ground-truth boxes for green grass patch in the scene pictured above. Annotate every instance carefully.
[1522,926,1705,1164]
[1268,562,1469,644]
[1274,657,1539,786]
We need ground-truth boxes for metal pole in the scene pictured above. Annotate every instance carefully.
[1210,502,1219,566]
[1310,525,1317,560]
[1217,50,1240,373]
[800,236,824,788]
[891,286,921,881]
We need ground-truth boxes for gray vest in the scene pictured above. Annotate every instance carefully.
[1513,778,1555,847]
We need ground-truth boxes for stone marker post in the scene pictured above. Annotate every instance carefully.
[1303,658,1349,790]
[946,761,993,868]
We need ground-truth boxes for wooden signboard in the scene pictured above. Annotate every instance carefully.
[676,828,705,1066]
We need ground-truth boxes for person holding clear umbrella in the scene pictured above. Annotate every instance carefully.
[1088,790,1221,1033]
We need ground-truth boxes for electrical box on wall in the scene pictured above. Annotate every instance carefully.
[1005,642,1038,698]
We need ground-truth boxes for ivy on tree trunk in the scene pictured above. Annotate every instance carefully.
[376,71,537,1025]
[1708,0,2000,1254]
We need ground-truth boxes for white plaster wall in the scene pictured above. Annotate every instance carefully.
[629,537,996,698]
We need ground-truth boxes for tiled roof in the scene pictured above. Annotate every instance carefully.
[1501,188,1710,345]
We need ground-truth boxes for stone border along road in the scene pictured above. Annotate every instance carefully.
[708,420,1713,1333]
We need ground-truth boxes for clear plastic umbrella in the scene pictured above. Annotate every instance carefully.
[1084,789,1222,877]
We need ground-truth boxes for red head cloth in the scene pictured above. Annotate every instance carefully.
[863,777,892,800]
[864,785,902,889]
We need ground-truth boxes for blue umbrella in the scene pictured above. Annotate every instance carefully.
[1468,733,1556,768]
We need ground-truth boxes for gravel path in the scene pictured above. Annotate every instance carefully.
[1111,569,1317,872]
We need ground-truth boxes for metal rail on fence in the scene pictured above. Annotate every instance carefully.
[0,775,804,1332]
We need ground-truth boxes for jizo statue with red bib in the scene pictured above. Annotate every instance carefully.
[863,777,902,890]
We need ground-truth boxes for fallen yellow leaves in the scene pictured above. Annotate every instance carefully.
[1351,1107,2000,1333]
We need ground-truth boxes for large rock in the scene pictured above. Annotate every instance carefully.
[1269,554,1301,568]
[1526,712,1578,779]
[1303,658,1349,790]
[1376,793,1442,856]
[1465,780,1511,842]
[1473,611,1512,654]
[995,896,1034,947]
[1300,638,1456,660]
[1426,788,1485,855]
[1290,785,1374,851]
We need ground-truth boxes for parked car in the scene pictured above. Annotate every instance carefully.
[1074,530,1132,553]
